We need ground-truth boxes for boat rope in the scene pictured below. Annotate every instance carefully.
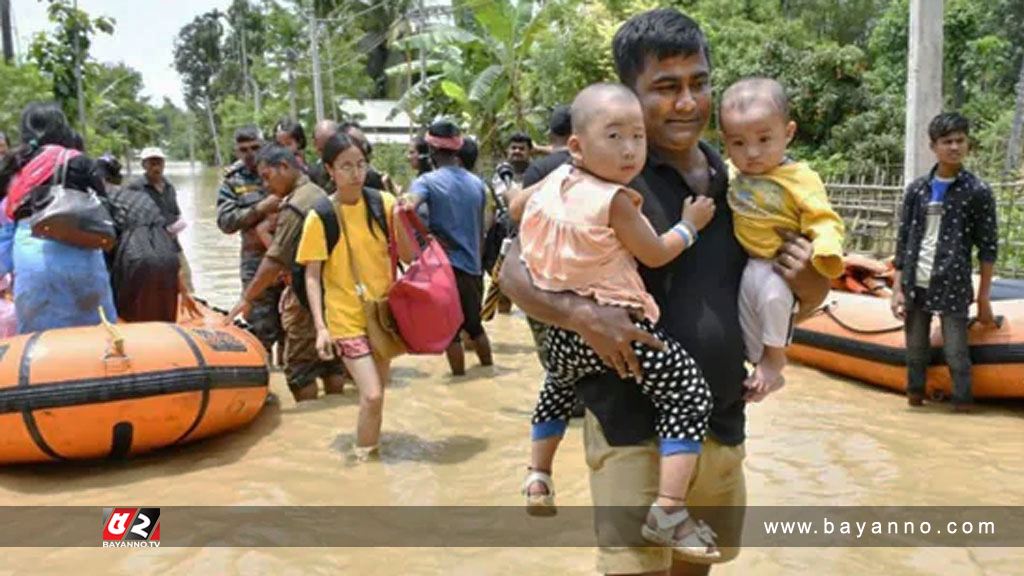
[98,306,126,358]
[813,300,905,335]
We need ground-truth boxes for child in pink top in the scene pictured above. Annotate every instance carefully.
[515,83,718,558]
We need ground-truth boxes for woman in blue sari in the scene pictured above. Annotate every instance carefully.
[0,102,116,334]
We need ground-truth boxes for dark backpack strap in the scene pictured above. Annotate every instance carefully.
[363,187,389,239]
[283,203,305,220]
[311,195,340,255]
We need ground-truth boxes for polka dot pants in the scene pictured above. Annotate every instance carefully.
[531,319,712,444]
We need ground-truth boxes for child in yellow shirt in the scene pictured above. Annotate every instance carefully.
[720,77,846,394]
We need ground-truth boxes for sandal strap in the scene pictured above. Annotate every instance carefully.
[522,470,555,496]
[648,503,690,530]
[691,520,718,543]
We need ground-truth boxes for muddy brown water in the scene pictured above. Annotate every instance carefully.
[1,164,1022,575]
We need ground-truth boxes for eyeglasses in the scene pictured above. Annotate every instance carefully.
[336,161,368,174]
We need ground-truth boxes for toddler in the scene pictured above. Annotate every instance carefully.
[720,77,845,394]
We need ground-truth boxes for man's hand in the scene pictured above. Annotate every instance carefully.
[572,304,665,382]
[774,228,829,320]
[225,298,252,325]
[890,288,906,320]
[976,295,996,327]
[257,195,282,216]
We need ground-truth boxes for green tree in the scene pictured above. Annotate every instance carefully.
[86,63,157,166]
[0,62,52,140]
[174,11,226,166]
[28,0,114,127]
[394,0,559,158]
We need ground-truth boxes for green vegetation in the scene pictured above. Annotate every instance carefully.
[0,0,1020,183]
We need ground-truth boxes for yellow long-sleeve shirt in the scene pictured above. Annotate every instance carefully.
[727,161,846,279]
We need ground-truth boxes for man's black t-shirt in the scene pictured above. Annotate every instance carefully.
[522,149,571,188]
[574,142,749,447]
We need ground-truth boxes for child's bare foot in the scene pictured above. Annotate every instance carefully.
[642,497,719,559]
[745,346,787,401]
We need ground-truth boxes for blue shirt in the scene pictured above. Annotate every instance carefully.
[930,176,953,203]
[410,165,486,275]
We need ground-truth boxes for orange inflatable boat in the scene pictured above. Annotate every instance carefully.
[0,302,268,464]
[788,291,1024,398]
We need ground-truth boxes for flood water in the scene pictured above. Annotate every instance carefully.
[2,163,1023,575]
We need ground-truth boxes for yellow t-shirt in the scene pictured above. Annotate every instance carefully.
[295,193,396,338]
[727,161,846,279]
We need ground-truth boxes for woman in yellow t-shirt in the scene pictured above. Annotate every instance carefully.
[296,132,413,459]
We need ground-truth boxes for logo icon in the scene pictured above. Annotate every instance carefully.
[102,508,161,548]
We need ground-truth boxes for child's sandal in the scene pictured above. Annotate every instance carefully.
[521,468,557,517]
[641,504,720,560]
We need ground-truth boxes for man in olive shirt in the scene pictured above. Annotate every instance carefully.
[227,145,347,402]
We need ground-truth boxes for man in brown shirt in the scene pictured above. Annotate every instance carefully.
[227,145,347,401]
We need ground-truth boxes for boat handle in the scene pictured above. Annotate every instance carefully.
[968,315,1005,330]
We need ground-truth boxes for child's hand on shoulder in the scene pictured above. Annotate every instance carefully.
[682,195,716,231]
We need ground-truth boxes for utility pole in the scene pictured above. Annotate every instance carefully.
[1005,59,1024,179]
[419,0,428,126]
[188,116,196,175]
[416,0,429,129]
[308,2,324,123]
[1,0,14,64]
[903,0,943,185]
[326,29,336,120]
[73,0,87,135]
[286,48,298,121]
[239,11,250,102]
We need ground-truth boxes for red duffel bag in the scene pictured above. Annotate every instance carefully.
[387,206,464,354]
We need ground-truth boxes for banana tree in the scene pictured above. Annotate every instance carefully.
[389,0,557,157]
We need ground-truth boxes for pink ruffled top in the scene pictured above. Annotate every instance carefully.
[519,164,659,323]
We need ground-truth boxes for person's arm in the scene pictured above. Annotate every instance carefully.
[795,179,846,280]
[392,206,416,264]
[890,185,916,319]
[499,238,663,379]
[508,181,541,224]
[255,218,275,250]
[973,183,999,325]
[609,191,713,268]
[216,183,279,234]
[305,262,334,360]
[773,228,830,322]
[225,256,288,322]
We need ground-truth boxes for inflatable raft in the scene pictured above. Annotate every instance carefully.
[0,303,268,463]
[788,291,1024,398]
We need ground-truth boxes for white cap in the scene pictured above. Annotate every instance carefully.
[140,147,166,161]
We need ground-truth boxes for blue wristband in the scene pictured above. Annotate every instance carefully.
[672,223,693,247]
[680,219,698,241]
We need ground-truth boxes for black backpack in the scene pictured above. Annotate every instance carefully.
[290,188,390,310]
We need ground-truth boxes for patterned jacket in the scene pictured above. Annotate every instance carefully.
[216,161,269,260]
[893,166,998,313]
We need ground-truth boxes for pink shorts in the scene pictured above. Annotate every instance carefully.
[334,336,372,359]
